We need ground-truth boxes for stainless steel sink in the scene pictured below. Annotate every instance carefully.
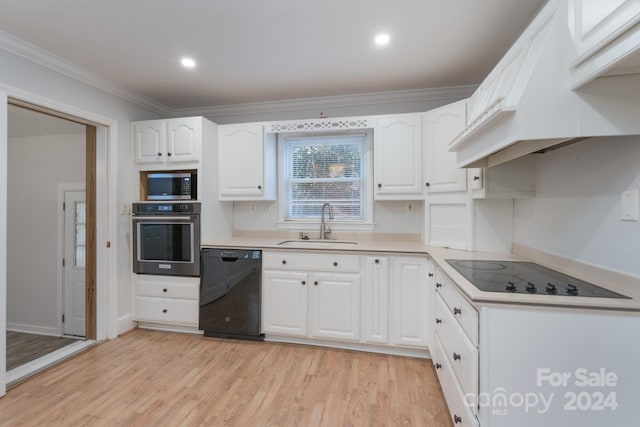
[277,239,358,247]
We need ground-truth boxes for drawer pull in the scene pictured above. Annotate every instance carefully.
[301,281,306,285]
[163,288,167,293]
[453,307,462,315]
[375,259,379,264]
[454,415,462,424]
[435,362,442,370]
[282,260,287,265]
[333,262,338,267]
[428,272,433,277]
[162,309,167,314]
[314,281,318,286]
[436,283,442,288]
[436,318,442,324]
[453,352,461,361]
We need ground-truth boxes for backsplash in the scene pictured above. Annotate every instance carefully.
[233,200,424,236]
[514,135,640,278]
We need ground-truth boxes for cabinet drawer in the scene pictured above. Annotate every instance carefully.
[435,270,479,346]
[435,294,478,403]
[432,334,479,427]
[136,276,199,300]
[135,296,198,325]
[263,251,360,272]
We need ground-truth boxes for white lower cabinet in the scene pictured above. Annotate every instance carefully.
[391,256,429,348]
[433,266,480,426]
[308,273,360,341]
[262,251,430,351]
[363,256,389,344]
[133,275,199,327]
[262,270,308,336]
[262,251,361,342]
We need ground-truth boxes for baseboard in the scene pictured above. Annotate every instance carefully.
[117,314,136,336]
[7,322,60,337]
[264,335,432,359]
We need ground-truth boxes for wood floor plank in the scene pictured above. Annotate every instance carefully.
[0,329,453,426]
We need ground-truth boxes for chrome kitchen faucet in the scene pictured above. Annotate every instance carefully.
[319,202,334,239]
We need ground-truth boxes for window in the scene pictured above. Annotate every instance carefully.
[280,133,370,223]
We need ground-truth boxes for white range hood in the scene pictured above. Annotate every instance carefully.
[449,0,640,168]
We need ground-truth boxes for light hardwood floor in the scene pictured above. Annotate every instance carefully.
[0,329,453,426]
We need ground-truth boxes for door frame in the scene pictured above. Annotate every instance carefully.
[58,184,86,336]
[0,84,120,396]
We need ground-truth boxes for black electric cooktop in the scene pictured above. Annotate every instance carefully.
[445,260,630,299]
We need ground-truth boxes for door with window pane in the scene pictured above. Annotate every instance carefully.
[63,190,86,337]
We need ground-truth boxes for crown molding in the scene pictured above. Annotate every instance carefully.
[173,85,477,118]
[0,31,171,115]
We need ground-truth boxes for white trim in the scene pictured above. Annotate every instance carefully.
[0,31,170,116]
[117,314,136,335]
[176,86,478,118]
[276,130,374,230]
[5,339,95,387]
[57,183,86,337]
[264,335,431,359]
[0,84,120,389]
[0,91,7,397]
[6,323,60,337]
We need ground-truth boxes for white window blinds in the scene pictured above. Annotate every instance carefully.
[284,134,366,221]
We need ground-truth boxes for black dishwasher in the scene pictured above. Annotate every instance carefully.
[199,248,264,340]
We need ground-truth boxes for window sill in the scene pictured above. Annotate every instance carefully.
[276,220,376,232]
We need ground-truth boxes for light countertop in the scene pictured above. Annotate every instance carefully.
[202,236,640,312]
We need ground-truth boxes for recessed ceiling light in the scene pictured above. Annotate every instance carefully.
[374,33,390,46]
[181,57,196,68]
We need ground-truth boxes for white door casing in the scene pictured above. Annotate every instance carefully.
[63,190,86,337]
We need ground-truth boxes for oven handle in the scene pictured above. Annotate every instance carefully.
[132,216,195,221]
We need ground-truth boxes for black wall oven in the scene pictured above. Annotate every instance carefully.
[132,202,200,277]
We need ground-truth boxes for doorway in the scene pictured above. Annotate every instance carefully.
[5,104,97,376]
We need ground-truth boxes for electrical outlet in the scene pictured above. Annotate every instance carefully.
[249,203,256,213]
[121,204,130,215]
[621,190,639,221]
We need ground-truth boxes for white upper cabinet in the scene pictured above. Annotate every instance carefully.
[374,114,423,200]
[166,118,201,163]
[424,100,467,193]
[133,117,201,168]
[569,0,640,88]
[218,123,276,201]
[468,156,535,199]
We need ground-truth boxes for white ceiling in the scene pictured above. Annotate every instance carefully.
[0,0,547,110]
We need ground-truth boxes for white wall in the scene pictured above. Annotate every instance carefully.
[7,133,85,333]
[514,135,640,277]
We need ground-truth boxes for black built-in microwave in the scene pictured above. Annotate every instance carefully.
[146,172,197,200]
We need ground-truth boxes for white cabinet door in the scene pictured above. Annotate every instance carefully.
[133,117,202,167]
[219,124,266,199]
[391,257,429,348]
[424,100,467,193]
[570,0,640,64]
[374,114,423,200]
[166,117,201,164]
[134,120,165,164]
[262,270,308,337]
[363,256,389,344]
[309,272,361,342]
